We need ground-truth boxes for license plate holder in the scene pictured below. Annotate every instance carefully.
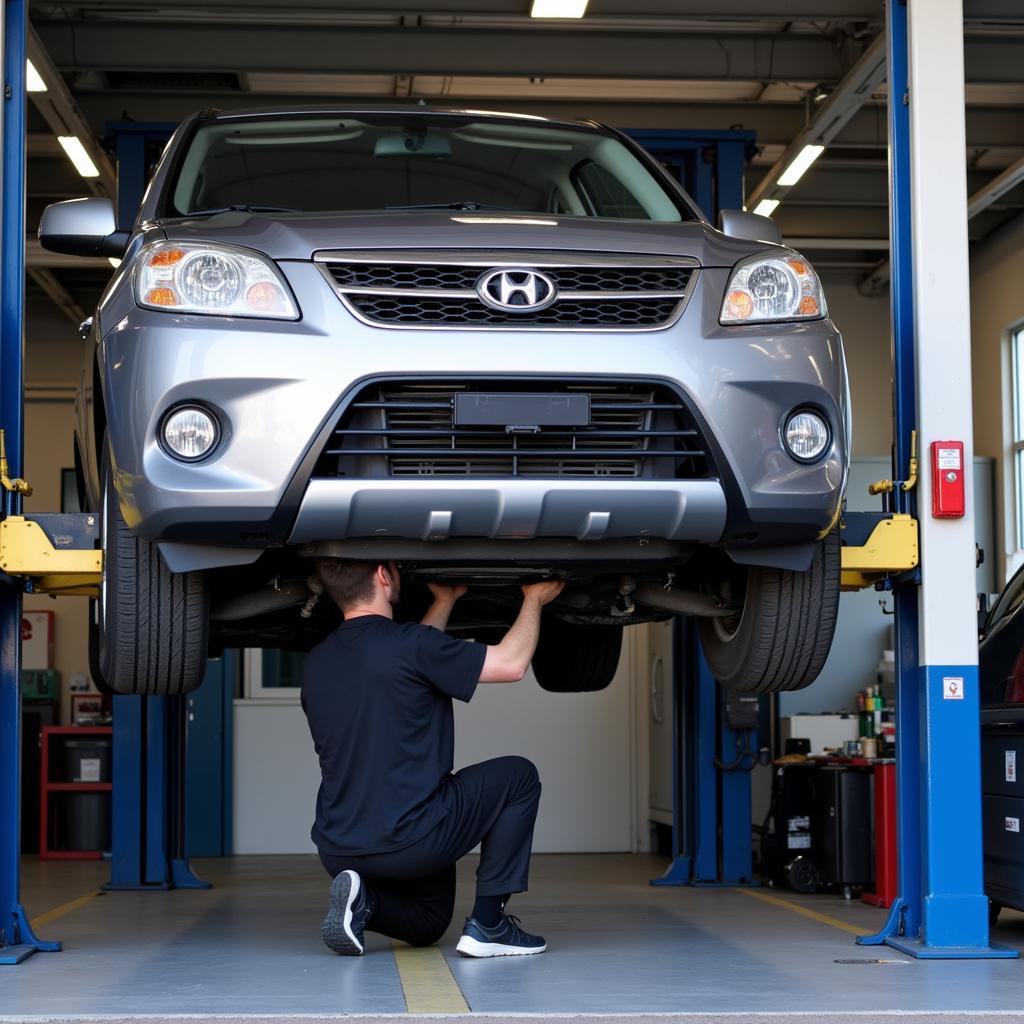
[454,393,590,428]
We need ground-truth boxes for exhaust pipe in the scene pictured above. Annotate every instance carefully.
[211,581,310,622]
[633,582,735,619]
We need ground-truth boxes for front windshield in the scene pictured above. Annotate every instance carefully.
[167,114,691,222]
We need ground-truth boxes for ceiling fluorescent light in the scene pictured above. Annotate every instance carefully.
[108,258,122,269]
[530,0,588,17]
[58,136,100,178]
[26,59,47,93]
[753,198,780,217]
[777,144,825,187]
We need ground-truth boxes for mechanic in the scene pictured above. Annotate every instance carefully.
[301,558,564,959]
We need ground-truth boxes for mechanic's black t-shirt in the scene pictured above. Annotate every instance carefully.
[301,614,485,855]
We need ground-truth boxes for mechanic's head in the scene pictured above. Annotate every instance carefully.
[315,558,401,613]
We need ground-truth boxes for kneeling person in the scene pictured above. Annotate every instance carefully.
[301,559,563,958]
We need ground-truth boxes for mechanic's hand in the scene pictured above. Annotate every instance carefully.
[427,582,468,603]
[522,580,565,606]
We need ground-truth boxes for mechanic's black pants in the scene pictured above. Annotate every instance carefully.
[319,755,541,947]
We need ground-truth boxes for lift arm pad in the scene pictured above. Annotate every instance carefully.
[840,512,919,591]
[0,515,102,595]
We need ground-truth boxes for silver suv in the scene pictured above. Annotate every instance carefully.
[40,107,848,697]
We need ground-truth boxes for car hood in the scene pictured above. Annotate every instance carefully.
[156,211,777,268]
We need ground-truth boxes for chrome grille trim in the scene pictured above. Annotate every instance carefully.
[314,250,699,332]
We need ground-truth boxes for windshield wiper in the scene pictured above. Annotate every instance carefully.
[384,201,522,212]
[181,204,301,217]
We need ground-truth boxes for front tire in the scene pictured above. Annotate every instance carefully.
[93,444,209,695]
[532,618,622,693]
[698,532,840,694]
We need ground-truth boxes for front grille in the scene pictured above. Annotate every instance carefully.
[316,252,697,331]
[313,380,714,481]
[345,296,681,328]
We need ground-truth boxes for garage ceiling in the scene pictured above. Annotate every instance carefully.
[24,0,1024,318]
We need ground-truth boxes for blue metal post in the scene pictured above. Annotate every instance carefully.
[108,696,146,888]
[638,129,758,888]
[653,618,718,886]
[0,0,60,965]
[625,130,757,221]
[858,0,921,952]
[105,120,210,893]
[857,0,1014,959]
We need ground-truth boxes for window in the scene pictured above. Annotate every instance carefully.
[168,114,692,223]
[574,161,648,219]
[243,648,306,701]
[1013,325,1024,551]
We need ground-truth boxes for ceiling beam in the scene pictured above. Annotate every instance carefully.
[26,26,117,198]
[28,1,1024,24]
[859,158,1024,295]
[33,20,1024,80]
[967,154,1024,218]
[28,0,886,16]
[34,23,867,80]
[747,32,886,212]
[26,268,88,325]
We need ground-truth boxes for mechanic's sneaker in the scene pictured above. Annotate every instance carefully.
[456,914,547,957]
[322,869,368,955]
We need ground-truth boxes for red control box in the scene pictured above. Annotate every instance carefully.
[930,440,966,519]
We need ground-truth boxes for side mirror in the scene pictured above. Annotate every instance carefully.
[38,197,129,258]
[718,209,782,246]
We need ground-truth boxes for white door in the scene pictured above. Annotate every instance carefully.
[453,627,636,853]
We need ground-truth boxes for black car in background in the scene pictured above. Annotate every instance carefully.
[979,563,1024,921]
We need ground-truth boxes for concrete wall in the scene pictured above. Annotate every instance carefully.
[23,299,91,724]
[822,276,893,458]
[969,214,1024,583]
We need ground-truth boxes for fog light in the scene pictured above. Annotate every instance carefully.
[162,406,219,461]
[784,410,829,462]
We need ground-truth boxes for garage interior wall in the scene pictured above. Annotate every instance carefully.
[969,214,1024,584]
[23,298,90,726]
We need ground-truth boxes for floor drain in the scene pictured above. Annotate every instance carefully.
[833,957,912,965]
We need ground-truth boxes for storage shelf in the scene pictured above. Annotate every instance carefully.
[45,782,112,793]
[39,850,103,861]
[40,725,112,861]
[42,726,112,736]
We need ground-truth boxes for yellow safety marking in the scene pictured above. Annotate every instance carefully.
[392,942,470,1014]
[29,890,102,930]
[736,887,870,937]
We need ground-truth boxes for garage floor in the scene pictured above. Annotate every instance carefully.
[8,854,1024,1022]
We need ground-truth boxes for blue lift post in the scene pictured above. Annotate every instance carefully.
[0,0,60,965]
[855,0,1014,959]
[104,122,211,892]
[631,130,761,888]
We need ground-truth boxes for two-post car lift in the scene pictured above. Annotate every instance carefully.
[0,0,1016,965]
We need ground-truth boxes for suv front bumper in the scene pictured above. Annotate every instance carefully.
[288,477,728,544]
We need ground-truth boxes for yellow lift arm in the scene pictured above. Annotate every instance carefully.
[0,516,101,597]
[839,430,921,591]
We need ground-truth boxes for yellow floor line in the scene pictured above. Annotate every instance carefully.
[392,942,471,1014]
[29,890,102,931]
[736,887,870,937]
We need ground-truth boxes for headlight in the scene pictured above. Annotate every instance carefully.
[135,241,299,319]
[162,405,220,461]
[783,409,830,462]
[720,251,826,324]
